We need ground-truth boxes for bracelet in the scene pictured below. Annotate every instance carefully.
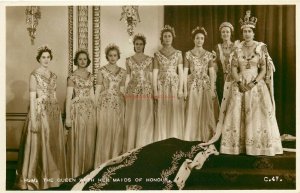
[252,80,258,85]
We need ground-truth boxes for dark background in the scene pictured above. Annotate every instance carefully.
[165,5,296,136]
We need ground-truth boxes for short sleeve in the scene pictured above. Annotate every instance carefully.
[147,57,154,71]
[96,68,104,85]
[125,58,131,74]
[208,52,217,68]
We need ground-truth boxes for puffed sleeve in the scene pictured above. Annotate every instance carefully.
[147,56,154,72]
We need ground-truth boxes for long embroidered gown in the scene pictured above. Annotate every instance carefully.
[15,70,66,190]
[154,50,184,141]
[218,41,283,155]
[123,56,154,152]
[184,50,219,142]
[215,43,235,103]
[66,73,96,178]
[94,66,126,167]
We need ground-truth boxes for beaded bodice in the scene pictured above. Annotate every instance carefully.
[69,73,94,98]
[31,70,57,100]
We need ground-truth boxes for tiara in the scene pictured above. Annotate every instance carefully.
[37,45,52,53]
[105,43,120,53]
[161,25,176,38]
[133,33,146,43]
[239,10,257,29]
[219,22,234,32]
[191,26,207,36]
[74,49,89,56]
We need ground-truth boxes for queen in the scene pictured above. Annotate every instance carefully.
[203,10,283,156]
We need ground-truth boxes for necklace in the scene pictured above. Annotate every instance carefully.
[191,47,206,58]
[243,41,255,47]
[221,42,233,50]
[37,67,50,78]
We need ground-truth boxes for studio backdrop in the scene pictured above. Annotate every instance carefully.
[164,5,296,136]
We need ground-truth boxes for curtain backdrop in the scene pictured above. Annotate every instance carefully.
[164,5,295,135]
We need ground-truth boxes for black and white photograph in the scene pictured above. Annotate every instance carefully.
[2,1,298,191]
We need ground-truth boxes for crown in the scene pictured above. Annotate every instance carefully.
[219,22,234,32]
[105,43,120,54]
[161,25,176,38]
[191,26,207,36]
[37,45,52,53]
[133,33,146,44]
[239,10,257,29]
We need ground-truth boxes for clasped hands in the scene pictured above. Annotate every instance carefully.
[237,81,256,93]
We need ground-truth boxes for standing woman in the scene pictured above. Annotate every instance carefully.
[215,22,237,103]
[203,11,283,156]
[153,25,184,141]
[123,33,154,152]
[65,50,96,178]
[94,44,126,167]
[183,26,219,142]
[15,46,66,190]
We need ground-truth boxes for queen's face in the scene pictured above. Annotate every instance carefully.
[194,33,205,47]
[162,31,173,46]
[221,26,231,41]
[39,52,51,67]
[134,39,144,53]
[243,27,254,41]
[107,49,119,64]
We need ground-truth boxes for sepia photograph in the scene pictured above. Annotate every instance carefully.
[2,1,298,191]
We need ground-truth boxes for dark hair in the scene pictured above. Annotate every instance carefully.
[73,50,91,67]
[160,29,175,44]
[36,47,53,62]
[241,27,256,40]
[105,46,121,61]
[133,36,146,53]
[191,29,207,41]
[241,27,256,34]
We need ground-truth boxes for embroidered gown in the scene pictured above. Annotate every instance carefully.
[94,66,126,167]
[217,41,283,155]
[184,50,219,142]
[154,50,185,141]
[123,56,154,152]
[66,73,97,178]
[15,70,66,190]
[215,43,236,103]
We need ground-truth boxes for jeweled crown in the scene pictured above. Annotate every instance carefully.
[161,25,176,38]
[239,10,257,29]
